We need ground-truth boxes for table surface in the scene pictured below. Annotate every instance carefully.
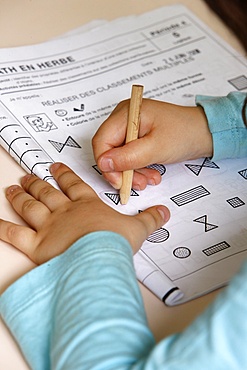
[0,1,244,368]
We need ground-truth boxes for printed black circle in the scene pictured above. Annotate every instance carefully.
[173,246,191,258]
[147,228,169,243]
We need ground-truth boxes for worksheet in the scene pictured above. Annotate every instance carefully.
[0,5,246,305]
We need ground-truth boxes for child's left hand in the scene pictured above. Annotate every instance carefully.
[0,163,170,264]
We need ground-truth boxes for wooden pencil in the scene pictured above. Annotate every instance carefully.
[120,84,143,205]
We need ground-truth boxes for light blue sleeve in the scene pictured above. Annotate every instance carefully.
[196,92,247,160]
[1,231,247,369]
[0,231,155,370]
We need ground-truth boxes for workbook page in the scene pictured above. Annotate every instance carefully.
[0,5,246,304]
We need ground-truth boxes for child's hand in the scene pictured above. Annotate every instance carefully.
[0,163,169,264]
[92,99,213,190]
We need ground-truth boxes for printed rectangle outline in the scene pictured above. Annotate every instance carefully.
[170,185,210,206]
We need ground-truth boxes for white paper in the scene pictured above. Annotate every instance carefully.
[0,5,246,305]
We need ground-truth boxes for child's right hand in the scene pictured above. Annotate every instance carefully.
[92,99,213,190]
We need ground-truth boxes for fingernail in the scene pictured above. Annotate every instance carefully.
[109,179,122,190]
[133,184,141,191]
[108,174,122,190]
[99,157,114,171]
[6,185,19,196]
[50,162,61,174]
[21,174,33,186]
[157,207,170,223]
[147,178,156,186]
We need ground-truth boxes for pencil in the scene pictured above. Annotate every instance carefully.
[120,84,143,205]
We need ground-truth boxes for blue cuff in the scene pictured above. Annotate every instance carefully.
[196,92,247,160]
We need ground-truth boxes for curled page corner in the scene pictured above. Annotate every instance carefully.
[162,287,184,306]
[134,251,184,306]
[0,112,57,185]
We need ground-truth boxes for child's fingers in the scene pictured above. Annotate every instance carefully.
[97,137,157,174]
[5,185,51,229]
[50,163,97,201]
[0,219,36,257]
[21,174,68,211]
[92,101,128,162]
[135,168,162,187]
[130,205,170,252]
[137,205,170,235]
[102,167,161,191]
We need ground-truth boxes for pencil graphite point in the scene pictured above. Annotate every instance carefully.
[120,84,143,205]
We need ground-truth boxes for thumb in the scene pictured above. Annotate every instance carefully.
[130,205,170,253]
[98,138,154,173]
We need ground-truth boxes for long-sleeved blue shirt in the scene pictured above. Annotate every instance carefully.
[0,92,247,369]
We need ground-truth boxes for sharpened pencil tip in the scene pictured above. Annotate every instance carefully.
[120,192,129,205]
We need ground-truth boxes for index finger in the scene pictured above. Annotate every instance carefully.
[92,100,129,162]
[50,163,97,201]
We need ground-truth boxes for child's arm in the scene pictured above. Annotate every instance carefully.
[0,162,167,368]
[92,92,247,191]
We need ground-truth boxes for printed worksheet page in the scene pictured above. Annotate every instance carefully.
[0,5,246,304]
